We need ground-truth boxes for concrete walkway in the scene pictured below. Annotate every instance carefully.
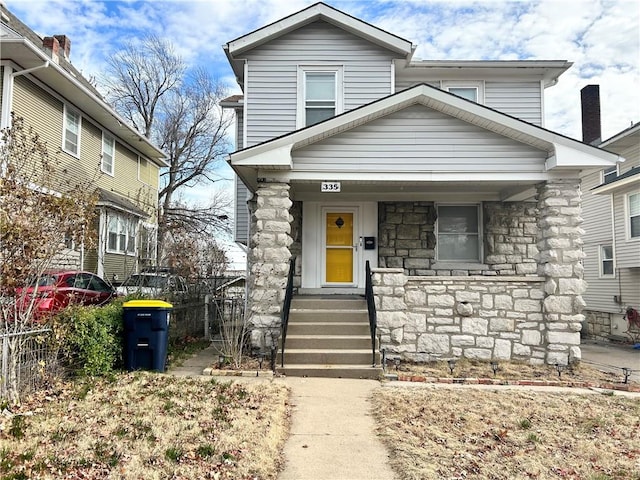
[276,377,397,480]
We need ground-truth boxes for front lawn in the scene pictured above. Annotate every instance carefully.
[373,386,640,480]
[0,373,290,479]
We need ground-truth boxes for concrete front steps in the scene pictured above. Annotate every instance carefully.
[278,295,383,379]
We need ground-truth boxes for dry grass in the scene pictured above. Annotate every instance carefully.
[373,386,640,480]
[0,373,290,479]
[394,358,638,387]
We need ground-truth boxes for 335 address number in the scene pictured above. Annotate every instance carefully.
[321,182,341,192]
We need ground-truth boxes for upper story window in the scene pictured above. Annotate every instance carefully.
[138,156,156,186]
[602,165,618,184]
[63,106,81,156]
[101,133,115,176]
[600,245,614,276]
[441,81,484,104]
[628,193,640,239]
[297,66,343,128]
[436,204,481,262]
[107,211,137,254]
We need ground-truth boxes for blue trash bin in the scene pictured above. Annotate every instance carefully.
[123,300,172,372]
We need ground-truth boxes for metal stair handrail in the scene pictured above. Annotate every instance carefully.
[365,260,377,367]
[280,256,296,368]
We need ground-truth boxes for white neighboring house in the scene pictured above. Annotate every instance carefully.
[580,85,640,341]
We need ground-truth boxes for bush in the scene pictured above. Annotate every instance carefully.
[51,300,124,377]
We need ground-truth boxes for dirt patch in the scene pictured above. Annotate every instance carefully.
[373,386,640,480]
[0,373,290,479]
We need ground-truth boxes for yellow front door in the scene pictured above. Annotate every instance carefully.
[325,212,354,283]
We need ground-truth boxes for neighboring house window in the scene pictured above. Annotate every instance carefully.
[107,212,137,254]
[600,245,614,276]
[441,81,484,103]
[297,66,343,128]
[139,223,158,265]
[63,106,81,156]
[602,166,618,184]
[437,204,481,262]
[102,133,115,175]
[629,193,640,239]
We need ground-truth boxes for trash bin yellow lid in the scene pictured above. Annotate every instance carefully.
[123,300,173,309]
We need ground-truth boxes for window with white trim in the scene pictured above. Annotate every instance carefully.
[600,245,614,276]
[441,81,484,103]
[138,223,158,264]
[297,66,343,128]
[101,132,115,175]
[63,106,81,156]
[437,204,481,262]
[629,193,640,239]
[107,211,137,254]
[602,165,617,184]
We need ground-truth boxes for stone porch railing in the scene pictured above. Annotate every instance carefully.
[372,269,579,365]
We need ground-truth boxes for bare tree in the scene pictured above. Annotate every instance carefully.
[101,35,233,261]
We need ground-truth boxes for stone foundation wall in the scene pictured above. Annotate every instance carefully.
[373,268,549,364]
[584,310,611,341]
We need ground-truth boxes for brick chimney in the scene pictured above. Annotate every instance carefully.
[54,35,71,60]
[581,85,601,145]
[42,36,60,64]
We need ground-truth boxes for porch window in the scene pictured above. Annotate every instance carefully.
[437,205,481,262]
[441,81,484,104]
[107,211,138,254]
[629,193,640,239]
[297,66,343,128]
[63,106,81,156]
[600,245,614,276]
[101,132,115,176]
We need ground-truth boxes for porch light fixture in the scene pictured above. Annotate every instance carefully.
[554,363,566,379]
[622,367,632,384]
[447,359,457,375]
[490,361,500,377]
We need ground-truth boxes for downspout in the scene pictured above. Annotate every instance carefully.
[11,60,50,78]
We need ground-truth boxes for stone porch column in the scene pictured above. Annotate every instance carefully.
[247,180,293,349]
[537,179,586,364]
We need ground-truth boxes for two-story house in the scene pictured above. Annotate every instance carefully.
[580,85,640,341]
[222,3,622,376]
[1,6,167,282]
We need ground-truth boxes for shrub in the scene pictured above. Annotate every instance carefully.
[51,300,124,377]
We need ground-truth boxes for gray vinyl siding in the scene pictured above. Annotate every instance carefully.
[582,169,617,312]
[393,80,542,124]
[234,178,250,245]
[293,104,546,172]
[484,82,541,125]
[244,21,396,146]
[613,187,640,268]
[620,268,640,310]
[236,109,244,150]
[617,142,640,173]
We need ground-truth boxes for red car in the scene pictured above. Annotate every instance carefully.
[18,270,116,317]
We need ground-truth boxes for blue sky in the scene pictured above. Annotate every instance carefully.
[6,0,639,142]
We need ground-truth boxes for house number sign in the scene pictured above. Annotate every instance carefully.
[321,181,341,192]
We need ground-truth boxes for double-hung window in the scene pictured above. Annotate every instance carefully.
[107,212,137,254]
[600,245,614,276]
[437,205,481,262]
[298,66,343,128]
[629,193,640,239]
[102,133,115,175]
[441,81,484,104]
[63,106,81,156]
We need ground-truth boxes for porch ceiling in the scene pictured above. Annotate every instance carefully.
[289,178,538,202]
